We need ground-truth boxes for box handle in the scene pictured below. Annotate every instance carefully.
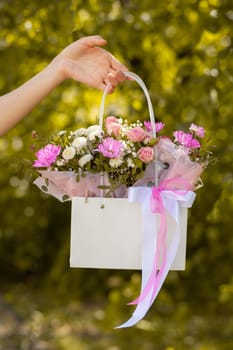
[98,71,158,186]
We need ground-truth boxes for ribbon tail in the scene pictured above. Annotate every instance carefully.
[115,315,143,329]
[115,283,155,329]
[129,209,166,306]
[116,187,191,329]
[116,204,182,329]
[116,196,156,328]
[149,216,180,305]
[149,210,167,304]
[116,200,169,328]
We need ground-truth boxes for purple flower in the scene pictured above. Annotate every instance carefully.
[189,123,205,138]
[173,131,200,149]
[97,137,122,158]
[144,121,165,133]
[33,144,61,168]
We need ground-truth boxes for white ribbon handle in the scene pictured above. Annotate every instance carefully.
[99,71,158,185]
[99,72,156,137]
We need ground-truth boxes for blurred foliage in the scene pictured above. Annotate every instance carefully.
[0,0,233,349]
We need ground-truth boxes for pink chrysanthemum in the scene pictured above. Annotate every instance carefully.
[33,144,61,167]
[97,137,123,158]
[144,121,165,133]
[173,131,200,149]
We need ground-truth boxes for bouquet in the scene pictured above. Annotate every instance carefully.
[32,118,214,200]
[31,118,214,328]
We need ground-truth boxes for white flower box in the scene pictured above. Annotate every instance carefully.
[70,196,189,271]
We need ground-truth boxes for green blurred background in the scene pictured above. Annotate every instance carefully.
[0,0,232,349]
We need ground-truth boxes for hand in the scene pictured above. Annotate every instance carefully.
[54,35,128,93]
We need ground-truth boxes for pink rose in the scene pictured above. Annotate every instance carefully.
[127,126,146,142]
[111,123,122,137]
[138,147,154,163]
[105,116,118,126]
[105,116,121,137]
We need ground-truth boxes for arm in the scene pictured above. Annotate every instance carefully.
[0,35,128,135]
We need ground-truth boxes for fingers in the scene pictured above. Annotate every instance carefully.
[106,71,125,86]
[110,56,128,73]
[79,35,107,48]
[102,71,127,94]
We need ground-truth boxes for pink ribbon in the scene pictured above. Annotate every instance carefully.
[129,177,192,306]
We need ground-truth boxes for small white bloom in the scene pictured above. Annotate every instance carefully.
[62,146,76,160]
[121,141,128,150]
[109,157,123,168]
[123,143,132,155]
[189,124,198,132]
[56,159,66,166]
[72,136,87,150]
[127,158,135,168]
[58,130,66,136]
[78,154,93,167]
[143,137,150,145]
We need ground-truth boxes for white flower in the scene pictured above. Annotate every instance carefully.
[109,157,123,168]
[127,158,135,168]
[72,128,87,137]
[78,154,93,167]
[56,159,66,166]
[87,125,103,140]
[87,125,100,133]
[121,141,128,149]
[143,137,150,145]
[72,136,87,150]
[62,146,76,160]
[58,130,66,136]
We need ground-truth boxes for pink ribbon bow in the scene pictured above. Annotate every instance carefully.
[130,177,192,306]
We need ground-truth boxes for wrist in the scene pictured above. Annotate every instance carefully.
[46,56,68,86]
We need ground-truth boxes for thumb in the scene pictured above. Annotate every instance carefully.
[80,35,107,47]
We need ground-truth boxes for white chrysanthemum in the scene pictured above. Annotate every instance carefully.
[87,125,103,141]
[88,130,103,140]
[78,154,93,167]
[109,157,124,168]
[62,146,76,160]
[72,136,87,150]
[87,125,101,134]
[72,128,87,137]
